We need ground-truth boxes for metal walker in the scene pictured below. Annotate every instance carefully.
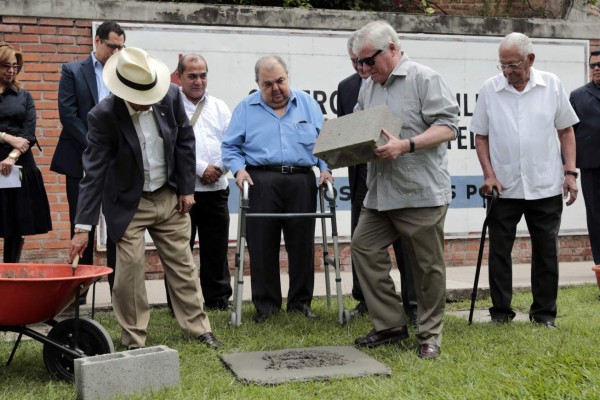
[230,179,348,326]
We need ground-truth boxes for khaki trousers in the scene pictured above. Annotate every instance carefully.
[112,186,211,347]
[352,205,448,347]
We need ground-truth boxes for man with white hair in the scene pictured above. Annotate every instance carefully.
[471,32,579,328]
[337,31,418,322]
[350,20,459,359]
[69,47,221,350]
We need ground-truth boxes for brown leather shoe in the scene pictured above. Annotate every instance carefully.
[417,344,440,359]
[197,332,222,349]
[355,326,408,348]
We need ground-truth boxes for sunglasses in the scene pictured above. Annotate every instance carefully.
[102,40,125,51]
[355,49,383,67]
[590,62,600,69]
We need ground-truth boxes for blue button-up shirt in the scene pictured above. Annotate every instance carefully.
[222,88,326,175]
[91,52,110,101]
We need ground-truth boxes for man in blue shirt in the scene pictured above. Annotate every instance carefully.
[222,55,332,323]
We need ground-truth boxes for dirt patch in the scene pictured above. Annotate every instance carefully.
[263,349,351,370]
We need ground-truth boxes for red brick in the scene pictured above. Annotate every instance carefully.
[23,82,58,91]
[20,72,43,81]
[0,25,21,33]
[23,26,57,35]
[39,18,74,27]
[23,64,60,73]
[29,91,42,100]
[35,101,57,110]
[2,17,38,24]
[42,240,70,249]
[75,20,93,28]
[23,53,40,62]
[41,54,77,63]
[58,27,92,36]
[4,34,41,43]
[22,44,57,53]
[42,110,59,119]
[77,37,93,46]
[57,45,90,54]
[41,35,76,44]
[44,73,61,82]
[43,92,59,100]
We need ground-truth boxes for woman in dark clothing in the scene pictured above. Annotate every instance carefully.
[0,42,52,262]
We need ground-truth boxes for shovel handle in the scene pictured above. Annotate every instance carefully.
[71,254,79,275]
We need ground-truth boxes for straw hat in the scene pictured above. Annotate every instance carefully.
[103,47,170,105]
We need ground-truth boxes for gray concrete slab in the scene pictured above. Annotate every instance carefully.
[314,105,402,169]
[220,345,391,385]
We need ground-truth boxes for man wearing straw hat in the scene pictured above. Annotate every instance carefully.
[69,47,221,350]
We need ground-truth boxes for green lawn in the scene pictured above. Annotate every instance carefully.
[2,285,600,399]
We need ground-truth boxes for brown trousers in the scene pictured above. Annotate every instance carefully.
[112,186,211,347]
[352,205,448,347]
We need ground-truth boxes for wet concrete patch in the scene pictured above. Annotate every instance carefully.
[221,345,391,385]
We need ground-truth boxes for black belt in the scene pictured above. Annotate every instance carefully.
[247,165,313,174]
[142,184,169,196]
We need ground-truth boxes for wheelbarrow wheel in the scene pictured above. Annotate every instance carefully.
[43,317,114,382]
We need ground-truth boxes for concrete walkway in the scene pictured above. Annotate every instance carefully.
[81,261,598,311]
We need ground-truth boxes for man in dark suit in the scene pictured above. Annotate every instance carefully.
[69,47,221,350]
[336,32,418,323]
[570,50,600,265]
[52,21,124,296]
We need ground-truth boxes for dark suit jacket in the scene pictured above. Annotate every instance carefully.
[51,55,98,178]
[336,72,367,203]
[570,82,600,169]
[74,84,196,241]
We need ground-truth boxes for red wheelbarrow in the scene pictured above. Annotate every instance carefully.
[0,263,114,382]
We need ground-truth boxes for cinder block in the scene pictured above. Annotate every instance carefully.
[74,345,180,400]
[314,105,402,169]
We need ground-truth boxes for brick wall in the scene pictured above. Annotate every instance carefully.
[0,16,596,278]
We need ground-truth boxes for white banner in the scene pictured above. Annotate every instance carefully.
[94,22,589,245]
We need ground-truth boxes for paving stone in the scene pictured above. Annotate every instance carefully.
[221,345,391,385]
[314,105,402,169]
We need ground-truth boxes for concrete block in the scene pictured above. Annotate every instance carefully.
[314,105,402,169]
[74,345,180,400]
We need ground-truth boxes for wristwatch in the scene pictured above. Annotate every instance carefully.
[8,152,19,161]
[74,227,89,234]
[408,137,415,153]
[564,170,578,179]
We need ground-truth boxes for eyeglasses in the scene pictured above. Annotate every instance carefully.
[101,40,125,51]
[589,62,600,69]
[355,50,383,67]
[497,59,525,72]
[0,63,22,73]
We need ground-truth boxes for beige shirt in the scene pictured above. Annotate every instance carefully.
[355,53,460,211]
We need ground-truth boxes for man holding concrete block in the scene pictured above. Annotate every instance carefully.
[350,20,459,359]
[337,30,418,324]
